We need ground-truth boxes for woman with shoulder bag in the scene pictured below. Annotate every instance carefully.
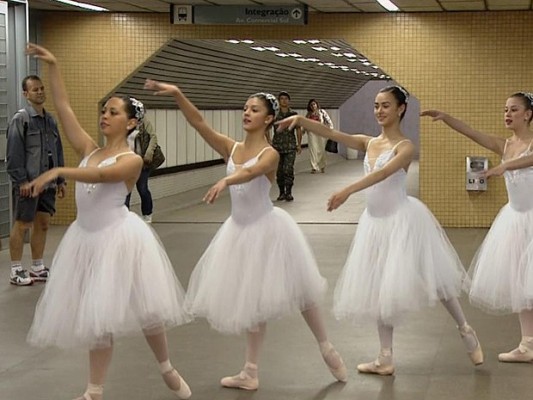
[305,99,335,173]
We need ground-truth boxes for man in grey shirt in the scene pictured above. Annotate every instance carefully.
[6,75,66,286]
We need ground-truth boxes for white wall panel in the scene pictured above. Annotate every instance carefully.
[176,111,187,165]
[185,113,196,164]
[143,108,338,167]
[165,111,177,166]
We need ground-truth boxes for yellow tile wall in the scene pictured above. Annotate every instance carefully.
[39,11,533,226]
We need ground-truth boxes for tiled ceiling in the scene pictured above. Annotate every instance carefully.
[27,0,533,13]
[110,39,387,109]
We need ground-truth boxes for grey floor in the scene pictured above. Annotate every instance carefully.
[1,153,531,400]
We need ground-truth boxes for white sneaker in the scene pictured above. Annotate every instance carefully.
[142,214,152,223]
[10,268,33,286]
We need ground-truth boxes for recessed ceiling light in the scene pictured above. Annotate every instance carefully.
[376,0,399,12]
[312,47,328,52]
[241,40,254,44]
[54,0,108,11]
[265,47,280,51]
[330,46,341,51]
[331,53,343,57]
[288,53,302,57]
[293,40,307,44]
[275,53,289,57]
[251,47,266,51]
[307,39,321,44]
[226,40,240,44]
[344,53,357,58]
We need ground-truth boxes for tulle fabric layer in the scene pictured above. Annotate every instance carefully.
[185,207,327,334]
[469,204,533,313]
[334,197,468,325]
[27,213,190,349]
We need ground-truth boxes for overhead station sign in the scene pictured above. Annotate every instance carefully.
[171,4,307,25]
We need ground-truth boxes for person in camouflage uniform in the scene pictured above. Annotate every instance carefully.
[271,91,302,201]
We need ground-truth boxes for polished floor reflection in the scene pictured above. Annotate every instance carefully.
[0,153,531,400]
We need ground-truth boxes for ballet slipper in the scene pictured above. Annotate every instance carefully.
[458,323,484,366]
[319,341,348,382]
[357,349,394,376]
[73,383,103,400]
[159,360,192,399]
[220,362,259,390]
[498,338,533,363]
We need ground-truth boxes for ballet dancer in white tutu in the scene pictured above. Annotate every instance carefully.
[24,44,192,400]
[143,79,347,390]
[277,85,483,375]
[422,91,533,363]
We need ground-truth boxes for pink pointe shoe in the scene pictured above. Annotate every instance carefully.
[357,349,395,376]
[159,361,192,399]
[458,323,484,366]
[220,362,259,390]
[320,341,348,382]
[74,383,103,400]
[498,338,533,363]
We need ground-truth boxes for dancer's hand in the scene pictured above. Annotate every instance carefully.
[484,163,506,178]
[420,110,447,121]
[144,79,179,96]
[28,169,60,197]
[203,178,228,204]
[25,43,57,65]
[327,189,350,212]
[275,115,300,132]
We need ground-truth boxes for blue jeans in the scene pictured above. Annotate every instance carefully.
[125,167,153,216]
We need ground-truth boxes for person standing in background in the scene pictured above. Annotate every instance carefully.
[305,99,333,174]
[126,119,157,223]
[271,91,301,201]
[6,75,66,286]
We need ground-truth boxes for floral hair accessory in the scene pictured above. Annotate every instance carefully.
[522,92,533,107]
[396,86,409,103]
[130,97,145,123]
[255,92,280,115]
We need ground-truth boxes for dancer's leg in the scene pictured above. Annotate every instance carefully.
[220,324,265,390]
[301,306,347,381]
[441,298,483,365]
[144,327,191,399]
[357,320,394,375]
[73,346,113,400]
[499,309,533,362]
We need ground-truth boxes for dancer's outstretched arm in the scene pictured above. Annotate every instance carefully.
[276,115,371,152]
[420,110,505,155]
[25,43,97,157]
[327,141,415,211]
[28,155,143,197]
[203,148,278,204]
[144,79,234,160]
[485,152,533,178]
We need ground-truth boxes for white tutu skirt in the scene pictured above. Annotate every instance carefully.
[185,207,327,334]
[27,213,190,349]
[469,203,533,313]
[334,197,468,325]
